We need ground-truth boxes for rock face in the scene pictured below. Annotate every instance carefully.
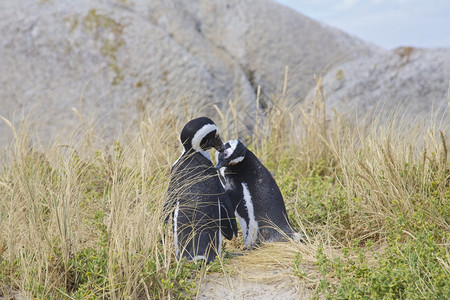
[1,1,447,145]
[307,47,450,121]
[0,0,377,143]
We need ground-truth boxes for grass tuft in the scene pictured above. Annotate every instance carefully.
[0,78,448,298]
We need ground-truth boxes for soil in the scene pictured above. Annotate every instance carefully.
[197,243,318,300]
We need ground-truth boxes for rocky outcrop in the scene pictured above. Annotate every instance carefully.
[0,0,377,143]
[307,47,450,121]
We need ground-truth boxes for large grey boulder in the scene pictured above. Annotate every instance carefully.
[307,47,450,122]
[0,0,376,144]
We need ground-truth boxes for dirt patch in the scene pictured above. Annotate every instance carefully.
[197,243,318,299]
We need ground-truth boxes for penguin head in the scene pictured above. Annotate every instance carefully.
[180,117,224,152]
[215,140,246,169]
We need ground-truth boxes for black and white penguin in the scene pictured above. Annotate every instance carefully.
[215,140,298,248]
[164,117,238,263]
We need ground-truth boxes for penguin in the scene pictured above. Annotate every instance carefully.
[215,140,299,248]
[164,117,238,263]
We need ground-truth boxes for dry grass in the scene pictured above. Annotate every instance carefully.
[0,76,448,298]
[0,115,183,298]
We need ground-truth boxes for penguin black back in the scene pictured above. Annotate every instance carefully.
[216,140,296,248]
[165,117,237,263]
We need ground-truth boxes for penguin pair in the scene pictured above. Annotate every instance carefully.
[215,140,299,248]
[164,117,238,263]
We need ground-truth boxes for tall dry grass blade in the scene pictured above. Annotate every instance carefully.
[71,107,83,122]
[439,130,448,165]
[0,115,16,138]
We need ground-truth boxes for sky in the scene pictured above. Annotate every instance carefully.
[275,0,450,49]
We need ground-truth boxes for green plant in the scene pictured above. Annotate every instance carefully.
[313,228,449,299]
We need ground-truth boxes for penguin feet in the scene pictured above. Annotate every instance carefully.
[291,232,307,243]
[224,252,244,258]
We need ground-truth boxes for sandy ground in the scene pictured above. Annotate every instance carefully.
[197,243,318,300]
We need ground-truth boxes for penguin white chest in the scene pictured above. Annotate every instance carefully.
[239,182,258,248]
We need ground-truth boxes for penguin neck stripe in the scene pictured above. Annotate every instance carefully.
[191,124,218,152]
[225,140,239,158]
[230,156,244,165]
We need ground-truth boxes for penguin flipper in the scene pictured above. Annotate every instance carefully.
[163,179,177,225]
[226,189,243,210]
[219,195,238,240]
[162,196,175,225]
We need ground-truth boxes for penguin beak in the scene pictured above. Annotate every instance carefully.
[212,137,224,152]
[215,159,227,170]
[215,151,228,169]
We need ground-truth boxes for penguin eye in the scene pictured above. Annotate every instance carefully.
[224,149,229,157]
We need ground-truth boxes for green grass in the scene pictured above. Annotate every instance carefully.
[0,81,448,299]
